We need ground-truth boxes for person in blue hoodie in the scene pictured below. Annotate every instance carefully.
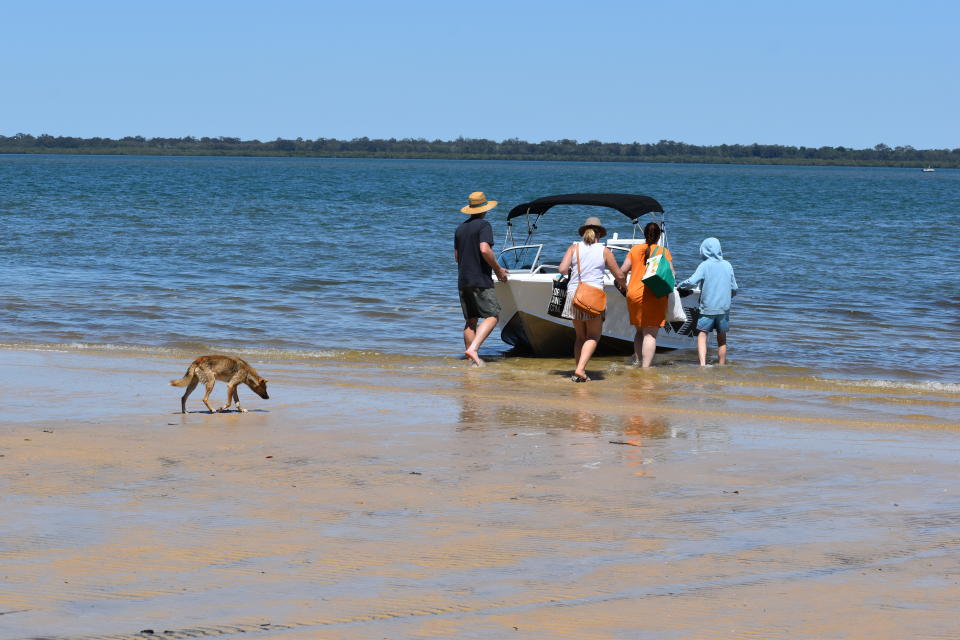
[677,237,738,366]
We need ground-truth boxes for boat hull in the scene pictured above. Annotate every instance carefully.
[495,274,698,356]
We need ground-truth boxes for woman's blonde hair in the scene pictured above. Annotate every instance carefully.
[582,228,597,245]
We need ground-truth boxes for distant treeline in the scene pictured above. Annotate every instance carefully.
[1,133,957,167]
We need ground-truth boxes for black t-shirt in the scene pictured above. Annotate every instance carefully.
[454,216,495,288]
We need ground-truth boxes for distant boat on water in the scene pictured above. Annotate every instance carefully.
[922,166,935,172]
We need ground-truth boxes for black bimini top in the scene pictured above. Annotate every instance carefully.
[507,193,664,221]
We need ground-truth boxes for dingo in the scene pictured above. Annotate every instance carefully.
[170,355,269,414]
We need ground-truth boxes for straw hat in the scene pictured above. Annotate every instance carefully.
[460,191,498,215]
[578,216,606,237]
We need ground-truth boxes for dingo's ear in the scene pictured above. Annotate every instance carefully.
[262,379,269,383]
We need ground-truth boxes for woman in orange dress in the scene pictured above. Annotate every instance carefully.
[619,222,672,367]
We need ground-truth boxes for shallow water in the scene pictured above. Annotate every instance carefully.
[1,155,958,385]
[1,348,958,639]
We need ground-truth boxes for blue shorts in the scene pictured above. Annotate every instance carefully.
[696,312,730,334]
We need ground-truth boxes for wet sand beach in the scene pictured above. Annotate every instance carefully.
[1,347,959,639]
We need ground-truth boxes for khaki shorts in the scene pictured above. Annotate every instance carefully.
[459,287,501,320]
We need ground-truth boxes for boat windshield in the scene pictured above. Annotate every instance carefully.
[497,245,543,273]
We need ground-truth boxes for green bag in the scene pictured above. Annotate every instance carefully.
[641,245,675,298]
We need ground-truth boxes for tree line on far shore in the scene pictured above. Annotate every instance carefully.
[1,133,957,167]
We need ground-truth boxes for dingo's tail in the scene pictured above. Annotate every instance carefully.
[170,368,193,387]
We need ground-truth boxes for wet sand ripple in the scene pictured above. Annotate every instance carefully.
[1,348,959,638]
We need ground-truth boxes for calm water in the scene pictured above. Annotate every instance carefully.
[1,155,958,385]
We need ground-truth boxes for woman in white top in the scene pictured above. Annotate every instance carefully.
[558,217,626,382]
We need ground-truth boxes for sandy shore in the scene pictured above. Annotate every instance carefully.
[1,347,958,639]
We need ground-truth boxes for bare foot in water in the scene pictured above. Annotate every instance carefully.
[465,349,485,366]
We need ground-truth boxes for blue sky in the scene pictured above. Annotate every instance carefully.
[2,0,957,148]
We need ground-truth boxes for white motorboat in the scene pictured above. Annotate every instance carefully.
[922,166,936,172]
[494,193,699,356]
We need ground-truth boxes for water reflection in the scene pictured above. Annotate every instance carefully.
[622,375,672,406]
[623,414,670,440]
[449,370,746,480]
[454,372,674,440]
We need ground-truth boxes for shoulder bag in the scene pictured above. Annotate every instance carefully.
[572,244,606,316]
[641,244,676,298]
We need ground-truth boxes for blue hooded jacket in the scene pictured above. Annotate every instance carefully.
[677,238,738,316]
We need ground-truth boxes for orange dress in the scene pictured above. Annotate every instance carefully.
[626,243,672,328]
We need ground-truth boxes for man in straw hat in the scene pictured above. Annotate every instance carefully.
[454,191,509,366]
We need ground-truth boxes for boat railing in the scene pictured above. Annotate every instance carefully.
[606,244,631,260]
[498,244,543,273]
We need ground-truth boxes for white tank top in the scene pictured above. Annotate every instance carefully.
[568,241,606,289]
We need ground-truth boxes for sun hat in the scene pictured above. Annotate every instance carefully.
[578,216,607,238]
[460,191,498,215]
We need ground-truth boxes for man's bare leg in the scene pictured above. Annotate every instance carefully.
[696,331,709,366]
[463,318,478,351]
[465,316,498,366]
[716,331,727,365]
